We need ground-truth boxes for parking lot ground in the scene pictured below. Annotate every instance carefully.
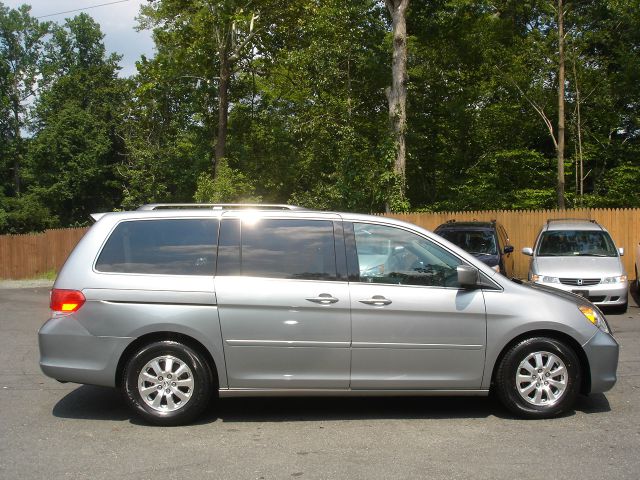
[1,286,639,480]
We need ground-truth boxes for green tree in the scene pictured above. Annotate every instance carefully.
[0,2,49,195]
[567,0,640,205]
[120,0,298,207]
[25,14,128,226]
[138,0,297,176]
[118,50,214,209]
[229,0,390,211]
[406,0,557,210]
[193,158,259,202]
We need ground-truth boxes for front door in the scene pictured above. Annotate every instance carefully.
[347,222,487,390]
[215,216,351,389]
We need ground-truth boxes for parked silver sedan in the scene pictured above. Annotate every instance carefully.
[523,219,628,312]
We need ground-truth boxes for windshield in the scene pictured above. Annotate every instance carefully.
[536,230,618,257]
[438,229,497,255]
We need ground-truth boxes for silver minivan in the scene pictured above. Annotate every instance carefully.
[523,219,628,313]
[39,205,619,425]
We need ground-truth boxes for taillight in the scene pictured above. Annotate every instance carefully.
[50,289,86,313]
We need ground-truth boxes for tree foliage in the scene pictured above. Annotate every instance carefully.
[1,0,639,233]
[0,2,49,196]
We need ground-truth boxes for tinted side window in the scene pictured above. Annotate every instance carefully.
[240,219,337,280]
[96,219,219,275]
[354,223,462,287]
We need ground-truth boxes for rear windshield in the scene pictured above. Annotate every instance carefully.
[437,229,497,255]
[536,230,617,257]
[95,218,219,275]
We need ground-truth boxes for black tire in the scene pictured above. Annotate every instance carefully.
[122,340,215,426]
[495,337,581,419]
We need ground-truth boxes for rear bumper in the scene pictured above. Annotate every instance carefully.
[582,329,619,393]
[38,315,132,387]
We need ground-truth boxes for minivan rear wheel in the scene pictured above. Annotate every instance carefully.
[122,340,214,426]
[495,337,581,419]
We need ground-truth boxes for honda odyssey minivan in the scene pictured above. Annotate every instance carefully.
[523,219,628,313]
[39,204,619,425]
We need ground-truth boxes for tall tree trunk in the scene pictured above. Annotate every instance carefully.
[214,50,231,178]
[12,99,21,195]
[572,55,584,201]
[385,0,409,212]
[557,0,566,209]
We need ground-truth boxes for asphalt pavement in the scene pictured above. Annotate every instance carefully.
[0,286,639,479]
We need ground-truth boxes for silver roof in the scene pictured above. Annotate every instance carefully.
[544,219,604,232]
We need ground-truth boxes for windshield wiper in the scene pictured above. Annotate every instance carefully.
[576,253,610,257]
[470,252,494,256]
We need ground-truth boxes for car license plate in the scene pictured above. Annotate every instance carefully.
[572,290,589,298]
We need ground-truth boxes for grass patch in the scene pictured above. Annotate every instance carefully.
[29,270,57,281]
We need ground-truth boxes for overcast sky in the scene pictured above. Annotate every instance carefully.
[4,0,155,77]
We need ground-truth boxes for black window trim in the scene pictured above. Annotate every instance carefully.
[215,218,240,277]
[333,220,349,282]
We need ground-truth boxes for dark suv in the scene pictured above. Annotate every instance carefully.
[434,221,514,277]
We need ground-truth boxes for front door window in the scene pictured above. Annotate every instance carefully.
[354,223,462,287]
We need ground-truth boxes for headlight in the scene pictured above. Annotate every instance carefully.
[530,274,559,283]
[578,305,609,333]
[602,275,627,284]
[542,276,560,283]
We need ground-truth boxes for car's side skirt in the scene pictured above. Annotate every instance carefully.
[218,388,490,397]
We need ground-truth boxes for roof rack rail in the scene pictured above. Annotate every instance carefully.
[546,218,595,225]
[137,203,304,211]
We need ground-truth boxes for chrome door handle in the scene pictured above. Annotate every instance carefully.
[306,293,339,305]
[358,295,392,306]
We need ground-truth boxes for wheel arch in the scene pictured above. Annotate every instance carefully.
[116,331,220,390]
[489,329,591,395]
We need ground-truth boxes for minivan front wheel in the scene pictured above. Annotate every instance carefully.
[495,337,581,419]
[122,340,214,426]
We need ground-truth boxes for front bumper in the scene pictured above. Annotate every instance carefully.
[38,314,132,387]
[582,329,619,393]
[532,280,628,306]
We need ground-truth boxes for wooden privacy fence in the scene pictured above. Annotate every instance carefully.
[384,208,640,279]
[0,208,639,280]
[0,227,89,280]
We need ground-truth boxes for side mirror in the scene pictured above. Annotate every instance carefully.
[618,247,624,256]
[457,265,479,288]
[522,247,533,256]
[504,245,514,254]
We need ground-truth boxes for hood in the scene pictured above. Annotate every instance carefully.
[473,253,499,267]
[523,281,594,308]
[533,255,624,277]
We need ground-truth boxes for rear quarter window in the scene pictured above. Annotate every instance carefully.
[95,218,219,275]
